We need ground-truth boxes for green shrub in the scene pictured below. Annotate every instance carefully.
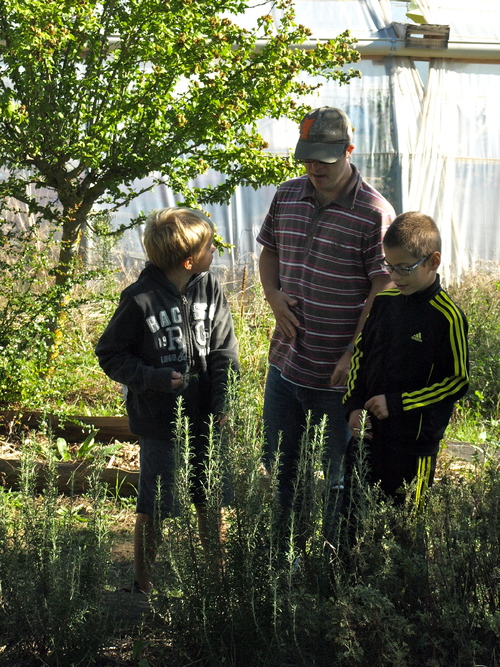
[2,241,500,664]
[1,348,500,665]
[0,441,112,666]
[142,382,500,667]
[448,273,500,439]
[0,221,123,415]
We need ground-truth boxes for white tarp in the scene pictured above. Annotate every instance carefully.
[95,0,500,283]
[408,61,500,279]
[410,0,500,41]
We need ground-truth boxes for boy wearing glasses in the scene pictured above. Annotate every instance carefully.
[344,212,469,503]
[257,106,395,531]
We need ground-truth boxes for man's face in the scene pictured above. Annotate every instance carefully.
[303,145,354,200]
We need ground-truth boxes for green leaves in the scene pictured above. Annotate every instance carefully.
[0,0,360,210]
[0,0,360,347]
[54,431,123,462]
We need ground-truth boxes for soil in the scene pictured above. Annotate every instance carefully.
[0,432,139,582]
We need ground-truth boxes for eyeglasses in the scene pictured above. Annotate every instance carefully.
[381,255,430,277]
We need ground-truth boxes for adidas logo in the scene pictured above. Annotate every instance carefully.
[411,332,423,342]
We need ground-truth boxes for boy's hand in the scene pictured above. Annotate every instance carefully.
[171,371,183,391]
[217,413,227,426]
[364,394,389,420]
[348,408,372,439]
[330,351,351,388]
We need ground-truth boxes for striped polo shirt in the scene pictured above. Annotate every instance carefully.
[257,165,395,390]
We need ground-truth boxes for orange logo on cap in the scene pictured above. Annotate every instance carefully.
[300,117,316,140]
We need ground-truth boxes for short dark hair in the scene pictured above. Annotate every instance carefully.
[383,211,441,257]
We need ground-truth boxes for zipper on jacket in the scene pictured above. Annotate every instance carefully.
[180,295,194,371]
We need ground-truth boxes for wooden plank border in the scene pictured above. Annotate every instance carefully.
[0,411,134,442]
[0,458,139,496]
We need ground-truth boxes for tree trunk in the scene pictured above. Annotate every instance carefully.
[45,211,86,372]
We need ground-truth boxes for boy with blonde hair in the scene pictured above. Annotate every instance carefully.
[344,212,469,503]
[96,207,238,592]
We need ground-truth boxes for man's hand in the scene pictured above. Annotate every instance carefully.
[266,288,299,338]
[330,350,352,388]
[365,394,389,420]
[259,247,299,338]
[348,408,372,439]
[171,370,183,391]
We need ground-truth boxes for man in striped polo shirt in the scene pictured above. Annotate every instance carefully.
[257,106,396,535]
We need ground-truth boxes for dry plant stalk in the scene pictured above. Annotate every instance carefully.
[239,264,248,322]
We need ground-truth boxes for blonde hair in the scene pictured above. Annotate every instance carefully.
[384,211,441,258]
[143,207,214,273]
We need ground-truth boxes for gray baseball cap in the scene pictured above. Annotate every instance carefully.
[294,107,353,163]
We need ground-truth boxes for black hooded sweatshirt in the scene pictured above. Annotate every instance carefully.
[96,263,238,439]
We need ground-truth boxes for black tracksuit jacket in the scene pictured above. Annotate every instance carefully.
[343,276,469,456]
[95,263,238,439]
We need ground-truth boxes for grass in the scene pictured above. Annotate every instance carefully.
[445,271,500,444]
[1,258,500,665]
[1,410,500,666]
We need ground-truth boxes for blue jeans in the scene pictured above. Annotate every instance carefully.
[263,365,350,515]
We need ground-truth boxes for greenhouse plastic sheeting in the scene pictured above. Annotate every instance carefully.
[9,0,500,283]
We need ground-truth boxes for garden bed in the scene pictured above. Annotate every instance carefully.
[0,410,140,495]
